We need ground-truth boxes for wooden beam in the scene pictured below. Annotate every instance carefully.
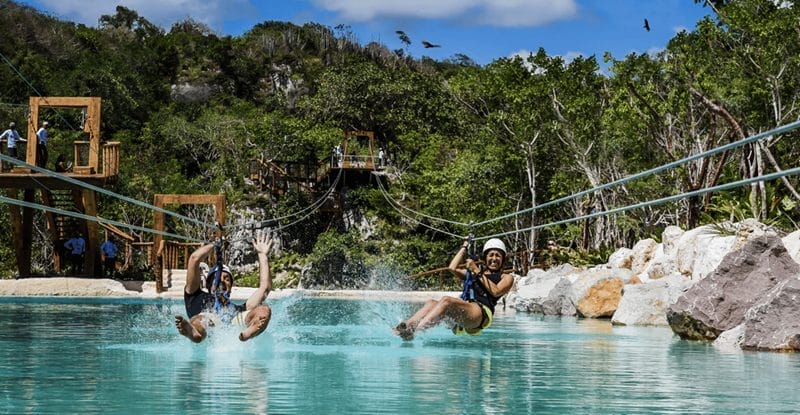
[82,189,99,277]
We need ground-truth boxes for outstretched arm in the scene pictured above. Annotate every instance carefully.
[245,232,274,310]
[185,242,215,295]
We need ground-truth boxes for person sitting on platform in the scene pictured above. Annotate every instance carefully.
[394,238,514,341]
[175,232,274,343]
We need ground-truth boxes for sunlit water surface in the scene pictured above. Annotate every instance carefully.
[1,296,798,414]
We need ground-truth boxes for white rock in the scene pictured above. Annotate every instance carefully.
[611,273,692,326]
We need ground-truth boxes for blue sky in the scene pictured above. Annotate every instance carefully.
[17,0,713,65]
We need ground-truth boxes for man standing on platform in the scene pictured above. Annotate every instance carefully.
[36,121,49,168]
[100,238,118,278]
[1,122,25,162]
[64,234,86,275]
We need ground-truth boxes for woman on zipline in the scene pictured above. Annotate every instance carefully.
[175,232,274,343]
[394,238,514,341]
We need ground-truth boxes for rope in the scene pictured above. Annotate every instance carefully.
[476,166,800,241]
[472,119,800,228]
[0,153,217,231]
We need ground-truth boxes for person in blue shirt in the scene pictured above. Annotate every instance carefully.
[175,232,275,343]
[0,122,25,163]
[100,238,118,278]
[64,234,86,275]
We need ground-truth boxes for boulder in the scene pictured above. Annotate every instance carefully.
[510,264,578,314]
[661,225,685,255]
[511,269,563,313]
[639,226,684,281]
[611,273,691,326]
[606,247,633,269]
[674,225,736,280]
[713,324,746,352]
[783,230,800,265]
[667,234,799,340]
[569,268,631,318]
[740,278,800,351]
[541,277,577,316]
[630,238,658,276]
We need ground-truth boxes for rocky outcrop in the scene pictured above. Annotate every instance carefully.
[740,278,800,351]
[666,234,799,341]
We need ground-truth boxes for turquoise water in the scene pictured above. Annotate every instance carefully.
[1,296,798,414]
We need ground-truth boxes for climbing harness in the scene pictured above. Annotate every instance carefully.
[209,231,236,324]
[460,230,479,302]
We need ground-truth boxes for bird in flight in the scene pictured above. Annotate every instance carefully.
[421,40,441,48]
[396,30,411,46]
[643,19,650,32]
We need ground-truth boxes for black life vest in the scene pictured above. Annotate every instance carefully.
[463,270,504,313]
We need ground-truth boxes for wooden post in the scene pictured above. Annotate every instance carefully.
[82,189,100,277]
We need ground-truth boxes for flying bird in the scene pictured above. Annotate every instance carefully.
[643,18,650,32]
[395,30,411,46]
[421,40,441,48]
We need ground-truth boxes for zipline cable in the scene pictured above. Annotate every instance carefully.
[0,195,204,242]
[375,169,465,239]
[0,153,218,231]
[476,166,800,241]
[226,166,344,231]
[472,119,800,228]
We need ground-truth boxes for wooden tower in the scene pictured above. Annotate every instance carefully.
[1,97,120,277]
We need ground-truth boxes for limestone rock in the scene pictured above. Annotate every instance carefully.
[607,247,633,269]
[541,278,577,316]
[783,230,800,265]
[569,268,631,318]
[713,324,746,352]
[611,273,691,326]
[509,264,577,314]
[661,226,685,255]
[740,278,800,351]
[511,270,563,313]
[630,238,658,276]
[674,225,736,280]
[667,234,799,340]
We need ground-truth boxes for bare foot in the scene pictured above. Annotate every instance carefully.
[393,322,415,341]
[175,315,204,343]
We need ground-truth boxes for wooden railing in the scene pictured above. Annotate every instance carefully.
[153,240,203,292]
[71,140,120,178]
[102,142,120,178]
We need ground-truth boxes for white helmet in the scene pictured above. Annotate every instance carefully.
[482,238,507,257]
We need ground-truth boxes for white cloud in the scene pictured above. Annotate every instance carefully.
[314,0,578,27]
[31,0,253,31]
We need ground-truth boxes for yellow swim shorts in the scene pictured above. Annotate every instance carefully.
[452,303,494,336]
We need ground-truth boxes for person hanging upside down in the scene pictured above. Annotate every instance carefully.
[175,232,274,343]
[394,238,514,341]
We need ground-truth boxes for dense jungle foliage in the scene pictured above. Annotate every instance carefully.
[1,0,799,288]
